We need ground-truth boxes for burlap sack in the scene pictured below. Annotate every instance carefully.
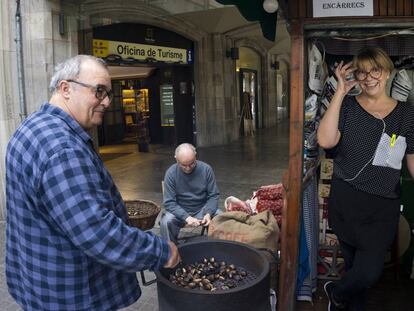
[208,210,279,253]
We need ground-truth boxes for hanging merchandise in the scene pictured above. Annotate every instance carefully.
[305,130,318,157]
[304,119,319,162]
[391,69,413,102]
[296,176,319,302]
[395,56,414,70]
[308,43,327,95]
[320,76,337,115]
[304,94,318,121]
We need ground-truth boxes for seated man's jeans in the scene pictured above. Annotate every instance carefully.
[160,209,221,243]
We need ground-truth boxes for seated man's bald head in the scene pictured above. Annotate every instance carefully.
[175,143,197,174]
[175,143,196,158]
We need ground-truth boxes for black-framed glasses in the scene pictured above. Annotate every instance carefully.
[354,68,382,81]
[67,79,114,102]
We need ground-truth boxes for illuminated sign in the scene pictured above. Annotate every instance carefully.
[160,85,175,127]
[93,39,189,64]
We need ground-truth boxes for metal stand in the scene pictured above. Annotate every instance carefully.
[140,270,157,286]
[317,244,344,280]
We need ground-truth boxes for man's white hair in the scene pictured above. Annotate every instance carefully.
[49,55,107,94]
[175,143,196,158]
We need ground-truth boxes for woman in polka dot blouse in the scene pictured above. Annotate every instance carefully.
[317,46,414,311]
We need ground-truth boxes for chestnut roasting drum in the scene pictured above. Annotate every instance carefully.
[156,240,271,311]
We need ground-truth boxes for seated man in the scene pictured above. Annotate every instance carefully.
[160,143,220,243]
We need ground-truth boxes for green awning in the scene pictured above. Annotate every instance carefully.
[216,0,277,41]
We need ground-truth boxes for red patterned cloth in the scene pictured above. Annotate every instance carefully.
[224,184,284,226]
[256,199,283,215]
[254,184,283,200]
[254,184,284,226]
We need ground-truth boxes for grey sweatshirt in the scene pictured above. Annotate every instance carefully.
[163,160,220,221]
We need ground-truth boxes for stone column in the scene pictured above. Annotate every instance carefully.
[195,33,229,146]
[0,0,21,221]
[0,0,79,220]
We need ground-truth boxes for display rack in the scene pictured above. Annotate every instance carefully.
[121,88,150,149]
[122,88,139,137]
[137,88,149,117]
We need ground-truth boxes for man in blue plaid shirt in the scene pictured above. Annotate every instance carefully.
[5,55,180,310]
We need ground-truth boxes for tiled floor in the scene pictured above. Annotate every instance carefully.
[0,123,290,310]
[103,123,290,310]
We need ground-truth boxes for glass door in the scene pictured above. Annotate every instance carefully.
[239,69,258,136]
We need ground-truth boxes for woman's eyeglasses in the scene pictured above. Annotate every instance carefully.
[67,79,114,102]
[354,68,382,81]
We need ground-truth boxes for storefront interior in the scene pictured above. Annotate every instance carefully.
[98,63,195,151]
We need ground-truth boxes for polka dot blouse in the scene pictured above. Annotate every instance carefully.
[333,96,414,198]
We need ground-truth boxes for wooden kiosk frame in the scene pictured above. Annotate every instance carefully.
[277,1,414,310]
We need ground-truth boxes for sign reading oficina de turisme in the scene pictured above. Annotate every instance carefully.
[313,0,373,18]
[93,39,190,64]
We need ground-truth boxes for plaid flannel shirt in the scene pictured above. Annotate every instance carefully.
[6,103,170,311]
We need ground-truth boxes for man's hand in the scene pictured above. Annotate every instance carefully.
[201,213,211,226]
[185,216,201,227]
[164,241,181,268]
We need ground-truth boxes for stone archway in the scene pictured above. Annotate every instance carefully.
[234,38,273,128]
[75,1,206,43]
[70,0,229,147]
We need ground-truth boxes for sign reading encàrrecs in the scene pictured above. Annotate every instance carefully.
[93,39,189,63]
[313,0,373,18]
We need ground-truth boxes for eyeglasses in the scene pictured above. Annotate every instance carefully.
[354,68,382,81]
[67,79,114,102]
[178,160,197,169]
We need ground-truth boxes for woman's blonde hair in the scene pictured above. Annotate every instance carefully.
[352,47,394,73]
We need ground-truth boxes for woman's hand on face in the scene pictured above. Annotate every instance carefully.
[335,61,358,96]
